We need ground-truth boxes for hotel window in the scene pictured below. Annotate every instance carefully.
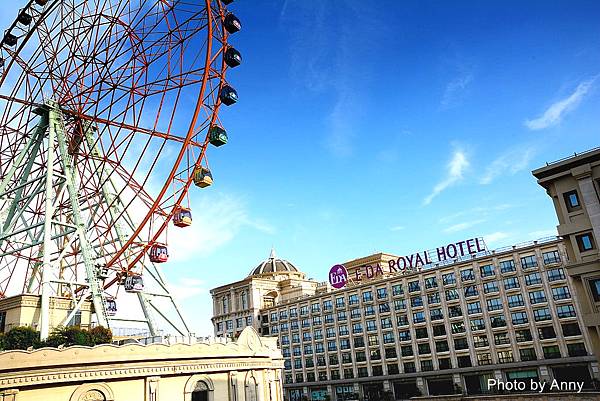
[284,360,292,370]
[418,343,431,355]
[311,303,321,313]
[291,320,299,330]
[222,296,230,314]
[368,334,379,346]
[352,323,363,334]
[342,353,352,364]
[433,324,446,336]
[519,348,537,361]
[216,322,223,332]
[315,343,324,353]
[415,327,428,339]
[343,369,354,379]
[317,355,326,365]
[383,332,395,344]
[339,325,349,336]
[303,332,312,341]
[329,354,339,365]
[394,299,407,310]
[327,341,337,351]
[388,363,400,375]
[538,326,556,340]
[421,360,434,371]
[448,305,462,317]
[445,289,459,301]
[326,328,335,338]
[520,255,538,270]
[467,301,482,314]
[302,318,310,328]
[439,358,452,370]
[280,322,289,331]
[477,353,492,366]
[552,286,571,300]
[397,314,409,326]
[312,316,322,325]
[350,308,361,319]
[504,277,520,290]
[381,317,393,329]
[425,276,438,289]
[497,350,514,363]
[567,343,587,357]
[464,285,478,298]
[542,345,561,359]
[379,303,391,313]
[490,315,507,328]
[319,371,328,381]
[401,345,414,357]
[427,292,440,304]
[226,320,233,330]
[408,280,421,292]
[366,320,377,332]
[279,310,288,320]
[385,347,397,359]
[515,329,532,342]
[340,339,351,350]
[473,334,488,347]
[494,332,510,345]
[557,304,576,318]
[370,349,382,361]
[399,330,411,341]
[461,268,475,282]
[357,367,368,377]
[362,291,373,302]
[563,190,581,211]
[292,333,300,343]
[348,294,359,305]
[336,384,357,400]
[392,284,404,296]
[442,272,456,285]
[562,323,582,337]
[271,325,279,334]
[487,298,502,311]
[529,290,546,304]
[282,348,291,357]
[576,233,596,252]
[542,250,561,265]
[284,374,293,383]
[336,296,346,308]
[300,305,309,316]
[470,318,485,331]
[411,296,423,308]
[525,272,542,285]
[364,305,375,316]
[413,311,425,323]
[533,307,551,322]
[507,294,524,308]
[454,337,468,350]
[377,287,388,299]
[404,362,416,373]
[457,355,472,368]
[480,264,495,277]
[511,311,528,325]
[270,312,278,322]
[337,311,348,321]
[294,359,302,369]
[290,307,298,318]
[451,321,466,334]
[323,300,333,311]
[500,260,516,273]
[436,340,449,352]
[281,335,290,345]
[354,336,365,348]
[430,308,443,320]
[547,268,566,282]
[483,281,499,294]
[304,344,313,354]
[314,329,323,340]
[306,372,315,382]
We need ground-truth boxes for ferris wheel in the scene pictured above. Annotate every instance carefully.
[0,0,242,338]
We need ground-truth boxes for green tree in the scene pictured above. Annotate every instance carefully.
[0,332,5,351]
[89,326,112,345]
[4,326,40,350]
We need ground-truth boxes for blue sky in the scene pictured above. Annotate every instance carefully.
[2,1,599,335]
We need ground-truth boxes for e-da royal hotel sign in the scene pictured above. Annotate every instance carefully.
[329,237,488,289]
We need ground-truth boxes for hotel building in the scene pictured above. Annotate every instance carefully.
[211,239,600,401]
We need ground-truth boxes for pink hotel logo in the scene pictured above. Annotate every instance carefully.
[328,264,348,289]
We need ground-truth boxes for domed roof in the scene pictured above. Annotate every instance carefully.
[249,248,299,276]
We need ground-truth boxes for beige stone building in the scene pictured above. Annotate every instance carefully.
[0,327,284,401]
[212,239,600,401]
[533,148,600,359]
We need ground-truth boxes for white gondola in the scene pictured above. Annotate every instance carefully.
[124,275,144,293]
[105,298,117,316]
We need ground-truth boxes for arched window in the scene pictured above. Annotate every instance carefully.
[184,375,214,401]
[241,291,248,310]
[222,296,229,314]
[245,375,258,401]
[191,381,209,401]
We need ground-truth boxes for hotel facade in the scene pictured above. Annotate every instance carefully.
[211,238,600,401]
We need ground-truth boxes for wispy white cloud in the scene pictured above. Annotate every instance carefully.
[439,204,513,224]
[423,149,469,205]
[168,278,206,300]
[525,76,597,130]
[483,231,511,246]
[528,229,558,239]
[441,73,473,109]
[390,225,405,232]
[480,147,535,185]
[443,219,485,234]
